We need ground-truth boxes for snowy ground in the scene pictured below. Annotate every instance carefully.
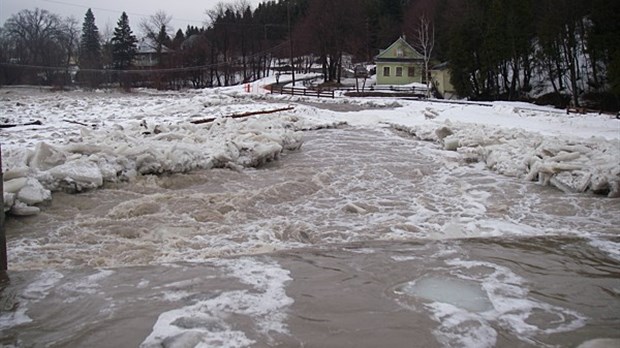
[1,81,619,216]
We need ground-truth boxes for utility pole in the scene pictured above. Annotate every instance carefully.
[287,1,295,86]
[1,144,6,271]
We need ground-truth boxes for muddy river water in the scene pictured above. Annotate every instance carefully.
[1,126,619,347]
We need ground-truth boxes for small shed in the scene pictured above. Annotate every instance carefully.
[375,36,424,85]
[430,62,456,99]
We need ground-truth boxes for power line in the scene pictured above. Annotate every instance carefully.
[41,0,206,24]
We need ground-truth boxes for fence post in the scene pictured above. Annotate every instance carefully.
[1,143,6,271]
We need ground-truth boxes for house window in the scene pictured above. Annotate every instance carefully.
[396,67,403,77]
[397,48,404,57]
[408,67,415,77]
[383,66,390,77]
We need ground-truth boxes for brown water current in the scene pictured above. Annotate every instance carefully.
[1,126,619,347]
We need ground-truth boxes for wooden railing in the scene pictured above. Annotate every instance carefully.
[271,86,335,99]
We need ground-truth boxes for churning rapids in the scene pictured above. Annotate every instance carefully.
[2,126,619,348]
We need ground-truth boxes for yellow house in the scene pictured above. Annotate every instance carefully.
[430,62,457,99]
[375,36,425,85]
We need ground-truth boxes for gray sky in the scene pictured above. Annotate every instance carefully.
[1,0,265,36]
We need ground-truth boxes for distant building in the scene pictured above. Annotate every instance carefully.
[375,36,424,85]
[430,62,457,99]
[134,39,173,68]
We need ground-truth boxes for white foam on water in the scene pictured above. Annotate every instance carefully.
[57,269,115,304]
[427,302,498,348]
[161,290,194,302]
[22,270,64,301]
[347,248,377,254]
[391,255,421,262]
[577,338,620,348]
[0,270,64,330]
[588,238,620,262]
[140,257,293,348]
[397,258,587,348]
[0,305,32,329]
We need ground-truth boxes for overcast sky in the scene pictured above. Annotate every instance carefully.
[1,0,266,36]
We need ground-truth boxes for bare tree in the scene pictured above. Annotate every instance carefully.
[3,8,72,84]
[295,0,364,84]
[101,21,114,43]
[56,16,80,87]
[60,16,80,66]
[206,2,229,26]
[416,14,434,98]
[3,8,64,66]
[140,10,173,49]
[232,0,251,15]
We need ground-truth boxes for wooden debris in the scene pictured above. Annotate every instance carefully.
[0,120,42,129]
[190,106,295,125]
[63,119,96,128]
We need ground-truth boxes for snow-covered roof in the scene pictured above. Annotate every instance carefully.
[432,62,450,70]
[376,36,424,62]
[136,39,173,54]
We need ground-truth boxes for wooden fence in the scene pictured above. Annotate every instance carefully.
[271,86,335,99]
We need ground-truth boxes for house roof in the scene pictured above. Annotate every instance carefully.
[136,39,173,54]
[376,36,424,62]
[431,62,450,70]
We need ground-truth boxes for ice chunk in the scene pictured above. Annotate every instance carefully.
[3,178,27,194]
[2,148,31,173]
[10,201,41,216]
[3,167,29,181]
[550,171,591,193]
[3,192,15,213]
[343,202,368,214]
[443,136,460,151]
[16,178,51,205]
[396,276,493,312]
[29,142,67,170]
[435,126,453,140]
[424,108,439,120]
[548,151,580,162]
[47,160,103,192]
[609,180,620,198]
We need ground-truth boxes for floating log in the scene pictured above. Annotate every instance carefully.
[190,106,295,125]
[63,119,96,128]
[0,120,42,129]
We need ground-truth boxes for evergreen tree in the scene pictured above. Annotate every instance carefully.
[78,9,102,87]
[79,9,101,68]
[111,12,137,70]
[156,25,171,53]
[171,29,185,50]
[590,0,620,108]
